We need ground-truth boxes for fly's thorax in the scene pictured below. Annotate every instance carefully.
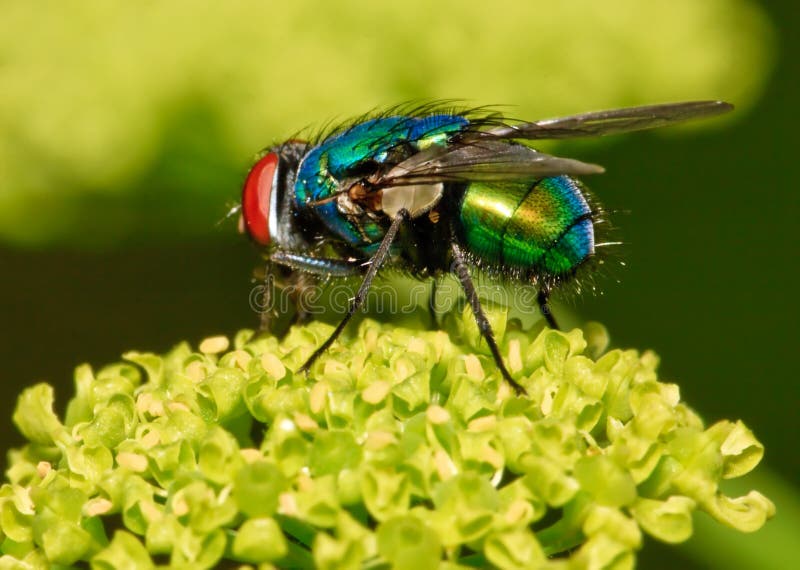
[456,176,596,281]
[292,114,470,250]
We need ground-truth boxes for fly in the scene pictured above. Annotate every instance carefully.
[239,101,733,393]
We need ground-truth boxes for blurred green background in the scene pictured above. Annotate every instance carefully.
[1,0,797,567]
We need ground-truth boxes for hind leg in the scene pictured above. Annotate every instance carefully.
[536,286,560,330]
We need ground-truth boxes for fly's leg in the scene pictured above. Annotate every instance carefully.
[289,271,316,325]
[253,262,308,338]
[271,251,364,278]
[270,251,365,323]
[451,241,526,395]
[428,278,439,329]
[255,261,276,332]
[298,209,410,374]
[536,287,560,330]
[256,254,364,337]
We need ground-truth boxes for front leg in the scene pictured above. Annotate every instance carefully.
[271,251,364,326]
[298,209,410,373]
[270,250,365,277]
[254,252,364,336]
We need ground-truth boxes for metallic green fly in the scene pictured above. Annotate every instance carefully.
[240,100,733,393]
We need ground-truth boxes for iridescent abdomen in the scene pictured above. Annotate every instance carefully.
[458,176,595,278]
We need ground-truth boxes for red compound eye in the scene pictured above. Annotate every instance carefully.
[242,152,279,245]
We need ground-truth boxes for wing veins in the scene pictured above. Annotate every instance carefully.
[480,100,733,140]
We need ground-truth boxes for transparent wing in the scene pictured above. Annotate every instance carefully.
[380,140,604,186]
[480,100,733,141]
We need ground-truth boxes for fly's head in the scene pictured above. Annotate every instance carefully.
[240,140,311,251]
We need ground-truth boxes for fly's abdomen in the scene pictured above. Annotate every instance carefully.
[458,176,595,278]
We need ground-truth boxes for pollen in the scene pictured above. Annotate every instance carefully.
[362,380,391,404]
[84,498,114,517]
[116,452,148,473]
[199,335,230,354]
[426,404,451,425]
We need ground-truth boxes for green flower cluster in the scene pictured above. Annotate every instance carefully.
[0,311,773,569]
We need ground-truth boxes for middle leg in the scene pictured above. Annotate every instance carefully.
[450,241,526,395]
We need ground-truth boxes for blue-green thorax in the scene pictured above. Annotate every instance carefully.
[294,115,469,248]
